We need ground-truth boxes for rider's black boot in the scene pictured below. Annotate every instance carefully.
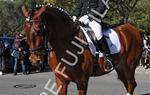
[97,36,114,72]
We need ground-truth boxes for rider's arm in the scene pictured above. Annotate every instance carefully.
[89,0,107,18]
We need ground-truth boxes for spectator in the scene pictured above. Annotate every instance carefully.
[19,36,31,74]
[147,35,150,46]
[11,33,27,75]
[143,33,148,49]
[0,40,5,75]
[142,33,150,69]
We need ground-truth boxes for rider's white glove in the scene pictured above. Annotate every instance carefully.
[79,15,90,25]
[72,16,77,22]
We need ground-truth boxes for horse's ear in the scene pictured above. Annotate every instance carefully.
[22,5,29,18]
[35,5,46,18]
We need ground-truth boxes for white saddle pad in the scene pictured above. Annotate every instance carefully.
[80,27,121,57]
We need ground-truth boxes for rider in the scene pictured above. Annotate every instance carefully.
[72,0,113,71]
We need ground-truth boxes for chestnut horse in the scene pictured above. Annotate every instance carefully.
[22,5,143,95]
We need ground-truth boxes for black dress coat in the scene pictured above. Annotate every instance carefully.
[72,0,107,19]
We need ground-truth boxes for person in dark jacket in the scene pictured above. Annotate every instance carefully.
[12,33,27,75]
[0,40,5,75]
[143,34,150,69]
[72,0,113,71]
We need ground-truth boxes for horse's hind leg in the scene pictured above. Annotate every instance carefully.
[124,53,141,95]
[125,71,137,95]
[116,68,128,89]
[116,64,137,95]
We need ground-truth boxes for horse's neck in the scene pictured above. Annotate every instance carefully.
[45,16,78,46]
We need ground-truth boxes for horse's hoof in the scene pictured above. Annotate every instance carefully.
[126,93,131,95]
[0,72,3,75]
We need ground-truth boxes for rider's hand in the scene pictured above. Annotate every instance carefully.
[79,15,89,25]
[72,16,77,22]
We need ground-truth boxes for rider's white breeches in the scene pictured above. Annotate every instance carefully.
[88,20,102,40]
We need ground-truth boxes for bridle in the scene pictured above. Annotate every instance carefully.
[25,16,52,55]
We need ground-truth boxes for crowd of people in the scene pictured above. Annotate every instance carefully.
[0,33,48,75]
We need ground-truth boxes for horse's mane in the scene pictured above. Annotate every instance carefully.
[40,4,77,38]
[35,4,78,48]
[46,4,71,17]
[46,6,70,21]
[35,4,72,22]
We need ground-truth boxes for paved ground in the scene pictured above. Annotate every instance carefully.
[0,66,149,95]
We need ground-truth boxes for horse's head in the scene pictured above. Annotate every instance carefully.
[22,4,77,66]
[22,5,46,65]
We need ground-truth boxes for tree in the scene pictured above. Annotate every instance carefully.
[0,0,149,36]
[41,0,77,12]
[0,1,24,36]
[109,0,139,24]
[129,0,150,32]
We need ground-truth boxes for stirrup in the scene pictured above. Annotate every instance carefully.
[104,59,114,72]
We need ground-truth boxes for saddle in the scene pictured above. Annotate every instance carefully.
[79,24,121,57]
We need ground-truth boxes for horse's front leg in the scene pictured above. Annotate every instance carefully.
[55,76,69,95]
[76,78,89,95]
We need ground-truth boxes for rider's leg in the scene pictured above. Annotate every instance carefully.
[13,58,18,75]
[89,20,113,71]
[21,60,27,75]
[88,20,103,40]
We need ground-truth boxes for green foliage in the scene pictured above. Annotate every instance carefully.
[43,0,77,13]
[129,0,150,32]
[99,0,149,33]
[0,1,24,36]
[0,0,149,36]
